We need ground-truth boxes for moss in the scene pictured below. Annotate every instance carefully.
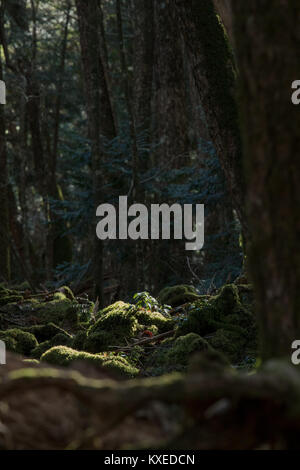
[23,358,39,364]
[86,301,138,352]
[31,332,72,359]
[188,348,231,374]
[147,333,211,375]
[177,284,254,336]
[86,323,138,353]
[158,285,200,307]
[9,281,30,292]
[0,295,23,307]
[23,323,70,343]
[41,346,139,378]
[56,286,75,301]
[167,333,211,365]
[96,300,129,319]
[134,309,174,332]
[34,296,79,327]
[72,330,88,351]
[175,284,256,363]
[85,301,174,353]
[208,328,246,363]
[0,328,38,355]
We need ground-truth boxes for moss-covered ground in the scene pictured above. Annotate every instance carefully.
[0,281,256,377]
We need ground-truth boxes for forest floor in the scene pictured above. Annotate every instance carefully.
[0,280,265,449]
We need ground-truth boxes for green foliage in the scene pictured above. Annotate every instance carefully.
[133,291,171,316]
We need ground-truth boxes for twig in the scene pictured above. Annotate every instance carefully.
[108,329,175,351]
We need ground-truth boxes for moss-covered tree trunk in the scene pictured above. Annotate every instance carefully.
[232,1,300,359]
[174,0,248,240]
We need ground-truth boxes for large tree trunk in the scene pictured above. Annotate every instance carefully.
[174,0,248,240]
[232,0,300,359]
[153,0,189,168]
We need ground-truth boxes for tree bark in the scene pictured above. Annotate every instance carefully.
[231,1,300,359]
[153,0,189,169]
[76,0,116,305]
[174,0,248,239]
[133,0,154,133]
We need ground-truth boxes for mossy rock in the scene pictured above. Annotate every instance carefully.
[208,328,247,363]
[9,281,30,292]
[85,301,174,353]
[23,323,70,343]
[72,330,88,351]
[177,284,254,336]
[134,309,174,333]
[0,329,38,355]
[95,300,130,319]
[158,285,200,307]
[176,284,256,363]
[188,349,231,374]
[33,295,80,327]
[147,333,211,375]
[0,295,23,307]
[41,346,139,378]
[31,332,72,359]
[86,307,138,352]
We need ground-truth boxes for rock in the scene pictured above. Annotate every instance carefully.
[0,328,38,355]
[41,346,139,378]
[158,285,200,307]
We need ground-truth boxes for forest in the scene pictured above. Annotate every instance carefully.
[0,0,299,452]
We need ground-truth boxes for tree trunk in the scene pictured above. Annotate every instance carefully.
[153,0,189,169]
[174,0,248,240]
[76,0,116,305]
[232,0,300,359]
[133,0,154,133]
